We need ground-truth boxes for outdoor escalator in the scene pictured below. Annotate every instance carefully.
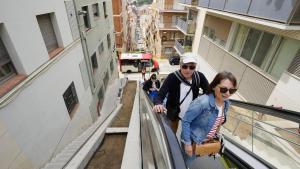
[139,86,300,169]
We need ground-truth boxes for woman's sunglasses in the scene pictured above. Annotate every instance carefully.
[181,64,196,70]
[219,86,237,94]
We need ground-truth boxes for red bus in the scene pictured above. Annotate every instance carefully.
[119,53,153,73]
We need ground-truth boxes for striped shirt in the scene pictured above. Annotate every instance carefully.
[207,106,224,138]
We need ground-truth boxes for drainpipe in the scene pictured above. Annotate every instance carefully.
[72,0,95,93]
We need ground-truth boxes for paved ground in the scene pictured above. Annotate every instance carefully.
[85,81,137,169]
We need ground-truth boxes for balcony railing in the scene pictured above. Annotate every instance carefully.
[176,18,196,34]
[197,0,300,24]
[160,3,187,12]
[179,0,199,6]
[175,39,192,55]
[162,40,175,47]
[158,22,178,30]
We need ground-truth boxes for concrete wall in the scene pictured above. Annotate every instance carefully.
[204,15,232,42]
[192,8,207,54]
[0,43,94,169]
[0,0,73,75]
[267,72,300,112]
[0,0,118,168]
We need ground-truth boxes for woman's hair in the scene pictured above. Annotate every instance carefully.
[150,74,157,80]
[207,71,237,94]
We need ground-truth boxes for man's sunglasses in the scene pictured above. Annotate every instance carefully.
[181,64,196,70]
[219,86,237,94]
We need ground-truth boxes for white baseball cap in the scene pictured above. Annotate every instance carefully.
[181,52,197,64]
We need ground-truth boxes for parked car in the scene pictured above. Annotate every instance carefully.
[169,56,180,65]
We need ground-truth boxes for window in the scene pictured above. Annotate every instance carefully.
[252,32,275,68]
[107,34,111,49]
[230,24,299,80]
[267,38,300,79]
[98,42,104,55]
[91,52,98,72]
[92,3,100,18]
[110,59,114,72]
[203,15,231,46]
[37,13,58,53]
[97,86,104,114]
[203,26,216,41]
[164,47,174,53]
[98,86,104,101]
[82,6,91,30]
[0,38,16,84]
[232,26,280,70]
[231,25,248,55]
[170,32,176,40]
[103,1,108,18]
[240,29,262,61]
[63,82,78,114]
[103,71,109,88]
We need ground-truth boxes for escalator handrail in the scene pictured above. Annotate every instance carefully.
[141,90,187,169]
[224,135,276,169]
[230,99,300,123]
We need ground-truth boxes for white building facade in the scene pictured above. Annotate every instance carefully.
[0,0,118,168]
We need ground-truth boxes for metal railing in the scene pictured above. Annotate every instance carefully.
[176,18,196,34]
[223,99,300,169]
[158,22,178,30]
[197,0,300,24]
[139,83,284,168]
[162,3,185,11]
[175,39,192,55]
[179,0,199,6]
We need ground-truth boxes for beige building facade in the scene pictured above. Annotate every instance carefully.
[178,0,300,111]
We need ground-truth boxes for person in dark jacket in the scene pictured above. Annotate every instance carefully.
[143,74,161,102]
[153,53,209,133]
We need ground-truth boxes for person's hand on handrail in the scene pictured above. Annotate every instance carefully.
[184,144,193,157]
[153,104,167,113]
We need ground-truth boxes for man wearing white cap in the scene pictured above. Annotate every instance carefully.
[153,52,209,133]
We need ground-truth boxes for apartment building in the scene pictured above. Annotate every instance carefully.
[178,0,300,111]
[174,2,197,56]
[112,0,129,54]
[150,0,188,58]
[0,0,117,168]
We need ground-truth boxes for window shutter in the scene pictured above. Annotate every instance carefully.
[37,14,58,52]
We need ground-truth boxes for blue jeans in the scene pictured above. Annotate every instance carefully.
[149,91,158,102]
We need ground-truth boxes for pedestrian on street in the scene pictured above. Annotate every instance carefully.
[141,67,146,81]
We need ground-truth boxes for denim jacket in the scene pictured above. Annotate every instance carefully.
[181,93,230,145]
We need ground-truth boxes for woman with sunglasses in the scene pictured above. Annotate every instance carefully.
[181,71,237,166]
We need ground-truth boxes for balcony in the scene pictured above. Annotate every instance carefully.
[159,3,188,13]
[174,39,192,55]
[176,18,196,35]
[162,40,175,47]
[178,0,199,6]
[158,22,179,30]
[197,0,300,24]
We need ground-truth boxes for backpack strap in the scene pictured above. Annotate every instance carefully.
[179,87,192,105]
